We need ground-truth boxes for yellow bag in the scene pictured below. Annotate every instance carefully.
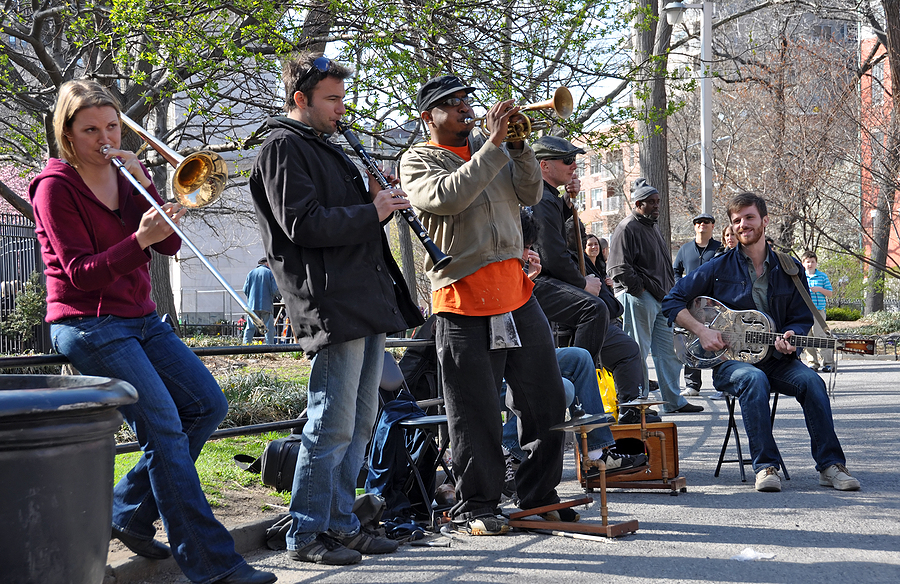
[596,368,618,419]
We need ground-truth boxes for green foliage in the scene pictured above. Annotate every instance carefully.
[849,311,900,335]
[218,370,307,427]
[0,272,46,342]
[826,307,861,321]
[819,254,867,305]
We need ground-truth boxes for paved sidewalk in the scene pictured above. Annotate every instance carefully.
[111,358,900,584]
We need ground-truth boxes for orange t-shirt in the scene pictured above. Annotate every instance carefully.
[426,140,533,316]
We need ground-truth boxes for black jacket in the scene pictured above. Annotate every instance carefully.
[249,116,422,353]
[532,181,586,289]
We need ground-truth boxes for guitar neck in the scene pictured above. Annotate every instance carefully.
[746,331,834,349]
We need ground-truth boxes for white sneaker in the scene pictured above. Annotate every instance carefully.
[819,464,860,491]
[755,467,782,492]
[680,388,700,397]
[710,391,726,400]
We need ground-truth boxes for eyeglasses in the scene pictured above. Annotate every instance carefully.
[296,57,334,90]
[557,155,577,165]
[434,95,475,108]
[695,219,713,225]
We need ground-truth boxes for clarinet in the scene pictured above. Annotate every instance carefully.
[336,121,452,270]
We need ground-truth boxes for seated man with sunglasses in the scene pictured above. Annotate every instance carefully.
[249,53,423,565]
[528,137,656,425]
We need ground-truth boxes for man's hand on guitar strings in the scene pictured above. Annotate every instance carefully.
[774,330,796,355]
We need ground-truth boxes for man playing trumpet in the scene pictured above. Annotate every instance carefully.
[400,75,569,535]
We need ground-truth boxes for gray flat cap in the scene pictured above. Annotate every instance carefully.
[532,136,586,160]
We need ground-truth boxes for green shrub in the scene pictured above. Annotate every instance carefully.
[0,272,46,341]
[218,370,307,427]
[826,307,861,321]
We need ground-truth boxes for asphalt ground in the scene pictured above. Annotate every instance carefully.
[110,356,900,584]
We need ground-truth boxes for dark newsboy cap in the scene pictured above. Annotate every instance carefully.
[532,136,586,160]
[416,75,476,112]
[692,213,716,224]
[632,180,659,202]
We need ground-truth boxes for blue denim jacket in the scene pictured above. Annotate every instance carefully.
[661,245,813,347]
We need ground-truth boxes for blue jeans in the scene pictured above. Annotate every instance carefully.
[713,357,846,473]
[287,334,384,550]
[617,290,688,413]
[243,310,274,344]
[503,347,614,459]
[51,314,242,584]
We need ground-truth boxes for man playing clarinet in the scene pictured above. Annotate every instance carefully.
[249,52,422,565]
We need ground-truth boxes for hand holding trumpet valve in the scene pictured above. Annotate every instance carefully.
[487,99,522,148]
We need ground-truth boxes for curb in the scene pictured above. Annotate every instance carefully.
[103,513,285,584]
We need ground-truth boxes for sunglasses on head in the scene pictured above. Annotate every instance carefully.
[434,95,475,108]
[296,57,334,90]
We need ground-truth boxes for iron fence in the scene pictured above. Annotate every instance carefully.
[0,213,48,354]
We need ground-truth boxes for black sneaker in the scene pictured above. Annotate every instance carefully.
[288,534,361,565]
[539,507,580,522]
[672,402,704,413]
[586,449,649,478]
[618,408,662,425]
[464,515,510,536]
[337,530,399,555]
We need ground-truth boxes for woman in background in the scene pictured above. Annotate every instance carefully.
[715,224,738,257]
[29,80,274,584]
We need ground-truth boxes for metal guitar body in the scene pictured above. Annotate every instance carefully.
[673,296,775,369]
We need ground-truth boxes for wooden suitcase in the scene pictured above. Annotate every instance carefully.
[575,421,687,494]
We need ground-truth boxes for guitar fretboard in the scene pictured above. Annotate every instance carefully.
[745,331,835,349]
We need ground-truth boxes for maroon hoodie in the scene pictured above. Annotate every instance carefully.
[29,158,181,322]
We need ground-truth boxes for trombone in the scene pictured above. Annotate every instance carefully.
[464,86,574,142]
[104,115,265,330]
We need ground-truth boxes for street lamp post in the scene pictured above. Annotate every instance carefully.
[663,1,713,215]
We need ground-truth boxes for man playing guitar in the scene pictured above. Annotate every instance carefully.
[661,193,861,493]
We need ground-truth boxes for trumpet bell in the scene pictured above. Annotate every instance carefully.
[520,86,574,120]
[173,151,229,207]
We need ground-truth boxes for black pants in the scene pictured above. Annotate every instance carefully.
[598,321,643,404]
[435,297,566,520]
[684,366,702,390]
[532,275,608,361]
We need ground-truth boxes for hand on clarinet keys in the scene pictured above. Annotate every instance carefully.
[373,187,411,221]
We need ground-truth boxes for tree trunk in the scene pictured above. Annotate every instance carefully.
[867,0,900,313]
[147,102,181,334]
[634,0,673,250]
[395,215,419,308]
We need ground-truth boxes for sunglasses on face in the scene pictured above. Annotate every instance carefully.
[695,219,712,225]
[434,95,475,108]
[553,155,577,165]
[296,57,334,90]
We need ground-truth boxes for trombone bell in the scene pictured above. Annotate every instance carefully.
[120,113,229,208]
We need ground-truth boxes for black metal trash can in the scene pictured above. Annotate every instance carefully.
[0,375,138,584]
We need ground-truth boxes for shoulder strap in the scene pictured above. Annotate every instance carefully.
[776,251,830,335]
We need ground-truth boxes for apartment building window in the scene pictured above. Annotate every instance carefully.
[591,188,602,208]
[873,62,884,107]
[590,155,602,175]
[609,150,624,176]
[591,222,603,236]
[576,157,586,176]
[606,195,623,213]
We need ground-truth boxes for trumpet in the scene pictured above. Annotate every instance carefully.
[464,86,574,142]
[103,116,265,330]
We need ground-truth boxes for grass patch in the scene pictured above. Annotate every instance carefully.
[114,432,291,509]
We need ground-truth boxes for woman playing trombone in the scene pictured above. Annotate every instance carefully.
[29,80,274,584]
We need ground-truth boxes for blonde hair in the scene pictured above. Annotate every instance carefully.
[53,80,121,166]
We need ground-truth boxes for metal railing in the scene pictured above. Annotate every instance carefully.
[0,338,435,453]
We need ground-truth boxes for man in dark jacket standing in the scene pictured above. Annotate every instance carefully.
[249,53,423,565]
[607,179,703,414]
[530,136,657,425]
[672,212,720,397]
